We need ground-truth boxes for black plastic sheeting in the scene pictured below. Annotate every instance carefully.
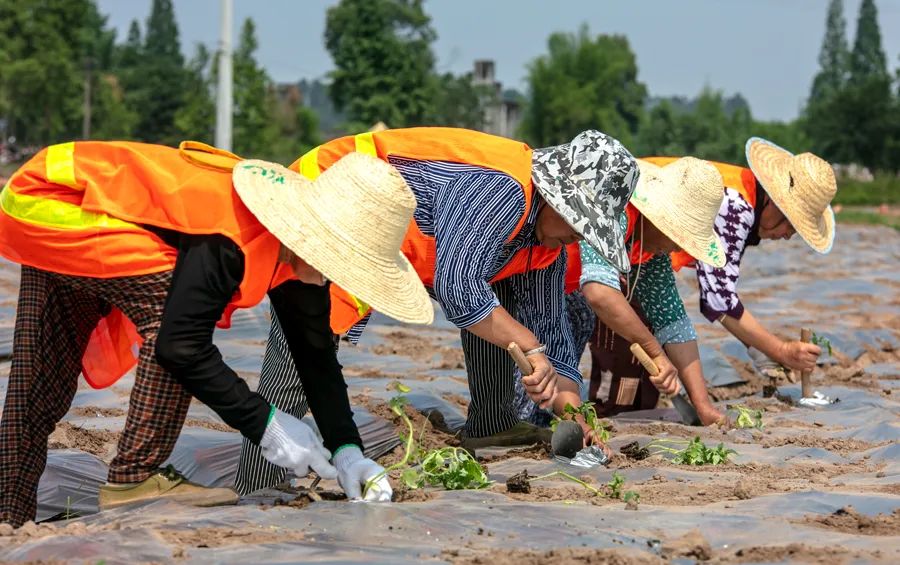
[33,408,400,523]
[10,467,899,564]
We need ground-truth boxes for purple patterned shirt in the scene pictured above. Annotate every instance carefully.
[695,187,761,322]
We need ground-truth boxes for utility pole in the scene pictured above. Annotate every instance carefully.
[215,0,233,151]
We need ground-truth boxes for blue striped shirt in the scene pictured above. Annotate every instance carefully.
[348,158,580,384]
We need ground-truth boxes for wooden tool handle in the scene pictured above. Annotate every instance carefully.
[630,343,681,396]
[629,343,660,376]
[507,343,534,376]
[800,327,813,398]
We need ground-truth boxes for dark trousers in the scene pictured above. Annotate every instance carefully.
[235,280,526,495]
[0,267,191,527]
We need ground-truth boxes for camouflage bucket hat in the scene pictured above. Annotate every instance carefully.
[531,130,639,273]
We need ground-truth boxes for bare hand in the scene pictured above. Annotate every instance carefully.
[577,419,613,458]
[521,352,559,409]
[696,404,725,427]
[777,341,821,371]
[648,353,679,395]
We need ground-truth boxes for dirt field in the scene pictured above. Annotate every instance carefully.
[0,224,897,564]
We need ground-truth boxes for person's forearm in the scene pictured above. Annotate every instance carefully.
[552,377,582,416]
[664,341,713,409]
[720,309,784,361]
[466,306,541,351]
[582,282,663,357]
[269,282,362,453]
[156,339,272,443]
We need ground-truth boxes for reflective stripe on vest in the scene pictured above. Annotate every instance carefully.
[46,142,78,188]
[297,132,377,319]
[1,142,138,231]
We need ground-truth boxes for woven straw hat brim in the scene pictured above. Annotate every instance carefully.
[631,160,727,268]
[232,159,433,326]
[630,196,726,268]
[746,138,835,254]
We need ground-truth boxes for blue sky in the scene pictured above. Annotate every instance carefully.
[96,0,899,121]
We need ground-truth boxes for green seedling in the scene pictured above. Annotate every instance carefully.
[363,391,416,497]
[811,333,833,356]
[729,404,764,429]
[506,470,626,499]
[401,447,491,490]
[364,383,492,497]
[648,436,736,466]
[606,471,625,499]
[623,491,640,503]
[550,403,611,443]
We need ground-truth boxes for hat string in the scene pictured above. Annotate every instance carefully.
[625,216,644,303]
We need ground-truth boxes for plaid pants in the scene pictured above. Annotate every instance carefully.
[0,266,192,527]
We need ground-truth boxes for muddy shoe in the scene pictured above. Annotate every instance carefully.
[99,465,238,510]
[461,422,552,452]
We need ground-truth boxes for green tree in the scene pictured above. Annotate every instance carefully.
[520,25,647,148]
[232,18,278,158]
[637,89,763,164]
[127,0,187,144]
[805,0,893,170]
[268,94,321,165]
[431,72,493,129]
[325,0,437,128]
[849,0,888,82]
[751,119,811,156]
[842,0,892,170]
[810,0,849,102]
[635,101,685,157]
[174,44,215,143]
[0,0,113,145]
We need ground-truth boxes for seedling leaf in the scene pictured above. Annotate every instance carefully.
[811,333,833,357]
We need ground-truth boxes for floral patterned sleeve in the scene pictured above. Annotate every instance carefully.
[695,188,755,323]
[632,254,697,345]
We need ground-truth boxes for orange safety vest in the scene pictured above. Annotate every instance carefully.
[564,203,656,292]
[640,157,757,271]
[0,141,294,388]
[291,127,562,333]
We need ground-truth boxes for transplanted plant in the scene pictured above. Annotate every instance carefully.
[364,382,491,497]
[506,469,628,499]
[647,436,736,466]
[728,404,764,429]
[401,447,490,490]
[550,402,611,443]
[811,332,833,357]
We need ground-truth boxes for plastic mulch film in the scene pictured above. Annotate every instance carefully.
[34,407,399,523]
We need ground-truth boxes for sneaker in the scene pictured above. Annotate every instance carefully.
[460,421,552,452]
[98,465,239,510]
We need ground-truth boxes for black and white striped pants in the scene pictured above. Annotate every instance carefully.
[234,281,526,495]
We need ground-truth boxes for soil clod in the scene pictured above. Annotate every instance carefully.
[505,470,533,494]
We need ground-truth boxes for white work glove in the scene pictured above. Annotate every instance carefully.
[259,408,337,480]
[333,445,392,502]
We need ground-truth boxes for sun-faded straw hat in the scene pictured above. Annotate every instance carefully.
[746,137,836,254]
[532,130,639,273]
[631,157,727,268]
[232,153,433,326]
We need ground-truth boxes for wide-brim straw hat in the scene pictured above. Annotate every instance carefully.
[232,153,433,326]
[631,157,727,268]
[746,137,836,254]
[532,130,639,273]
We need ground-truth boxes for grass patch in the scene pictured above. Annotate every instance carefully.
[835,209,900,231]
[833,175,900,206]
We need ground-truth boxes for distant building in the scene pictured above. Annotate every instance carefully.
[472,60,522,139]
